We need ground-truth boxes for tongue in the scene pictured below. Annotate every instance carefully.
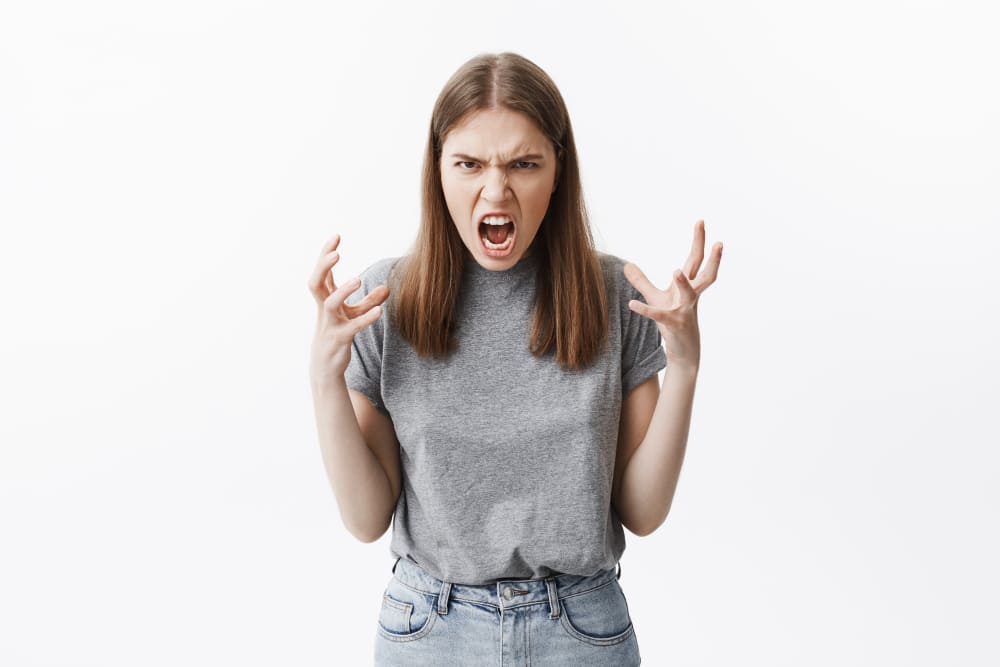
[486,223,512,244]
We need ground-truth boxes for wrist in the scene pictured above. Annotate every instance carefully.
[310,370,349,396]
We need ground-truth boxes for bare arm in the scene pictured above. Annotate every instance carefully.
[310,376,400,543]
[619,219,722,535]
[307,232,398,543]
[614,363,697,536]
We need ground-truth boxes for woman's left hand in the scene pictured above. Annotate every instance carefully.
[623,219,723,369]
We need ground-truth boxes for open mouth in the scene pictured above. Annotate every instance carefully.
[478,215,516,253]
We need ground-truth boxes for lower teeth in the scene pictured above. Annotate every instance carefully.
[482,231,513,250]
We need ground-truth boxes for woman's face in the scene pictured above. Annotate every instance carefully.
[439,107,558,270]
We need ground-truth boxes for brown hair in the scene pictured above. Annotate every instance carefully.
[389,52,608,369]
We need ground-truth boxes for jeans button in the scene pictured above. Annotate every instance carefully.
[502,586,513,600]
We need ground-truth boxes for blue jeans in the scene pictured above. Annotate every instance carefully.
[373,556,641,666]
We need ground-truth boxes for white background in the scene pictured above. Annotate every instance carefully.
[2,1,998,665]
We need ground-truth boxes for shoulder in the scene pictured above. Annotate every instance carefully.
[596,250,626,279]
[595,251,637,303]
[357,255,406,287]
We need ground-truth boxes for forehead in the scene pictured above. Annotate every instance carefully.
[442,108,550,157]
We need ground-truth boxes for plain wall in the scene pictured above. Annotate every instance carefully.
[1,0,997,664]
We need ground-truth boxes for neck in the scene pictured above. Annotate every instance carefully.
[462,245,539,280]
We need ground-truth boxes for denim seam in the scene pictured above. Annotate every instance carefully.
[382,594,412,614]
[559,613,635,648]
[391,575,616,601]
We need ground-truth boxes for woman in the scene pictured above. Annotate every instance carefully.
[308,51,722,666]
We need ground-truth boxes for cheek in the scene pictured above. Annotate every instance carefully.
[442,176,474,199]
[440,181,469,218]
[523,182,554,211]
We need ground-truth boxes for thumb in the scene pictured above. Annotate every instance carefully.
[623,262,659,301]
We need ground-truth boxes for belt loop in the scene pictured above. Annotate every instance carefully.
[391,556,401,574]
[545,576,561,619]
[617,561,622,580]
[437,581,452,615]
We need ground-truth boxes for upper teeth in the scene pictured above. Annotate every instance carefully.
[482,216,513,225]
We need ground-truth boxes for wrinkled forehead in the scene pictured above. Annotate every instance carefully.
[441,109,552,160]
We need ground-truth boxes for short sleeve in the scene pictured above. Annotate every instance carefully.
[342,258,396,417]
[620,270,667,398]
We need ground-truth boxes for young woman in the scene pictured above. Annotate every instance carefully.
[308,52,722,666]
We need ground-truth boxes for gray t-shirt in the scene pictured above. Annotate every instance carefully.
[344,247,666,585]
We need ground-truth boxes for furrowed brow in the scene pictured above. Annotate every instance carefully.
[450,153,546,162]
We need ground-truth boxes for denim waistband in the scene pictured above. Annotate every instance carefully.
[389,556,622,615]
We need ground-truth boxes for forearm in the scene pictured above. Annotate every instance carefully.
[310,376,395,543]
[618,361,699,536]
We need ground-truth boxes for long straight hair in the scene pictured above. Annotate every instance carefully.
[389,52,608,370]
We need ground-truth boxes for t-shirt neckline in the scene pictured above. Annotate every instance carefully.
[462,246,539,282]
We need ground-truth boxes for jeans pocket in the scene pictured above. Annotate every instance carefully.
[558,579,635,647]
[376,578,438,643]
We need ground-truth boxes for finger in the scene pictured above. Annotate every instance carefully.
[323,250,341,291]
[324,276,362,313]
[323,250,343,294]
[319,233,341,258]
[348,303,385,335]
[623,262,661,301]
[682,219,705,279]
[673,269,698,304]
[691,242,723,296]
[308,250,341,303]
[626,297,663,325]
[315,234,342,291]
[343,284,390,318]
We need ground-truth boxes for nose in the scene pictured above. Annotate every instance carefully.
[480,165,510,202]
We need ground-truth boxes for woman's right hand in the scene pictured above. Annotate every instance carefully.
[307,233,390,387]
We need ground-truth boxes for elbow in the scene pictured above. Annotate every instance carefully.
[629,522,653,538]
[625,516,652,538]
[353,526,384,544]
[616,501,652,538]
[631,509,670,538]
[353,522,388,544]
[344,513,390,544]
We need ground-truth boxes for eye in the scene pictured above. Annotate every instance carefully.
[454,160,537,170]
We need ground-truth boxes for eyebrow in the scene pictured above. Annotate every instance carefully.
[449,153,546,162]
